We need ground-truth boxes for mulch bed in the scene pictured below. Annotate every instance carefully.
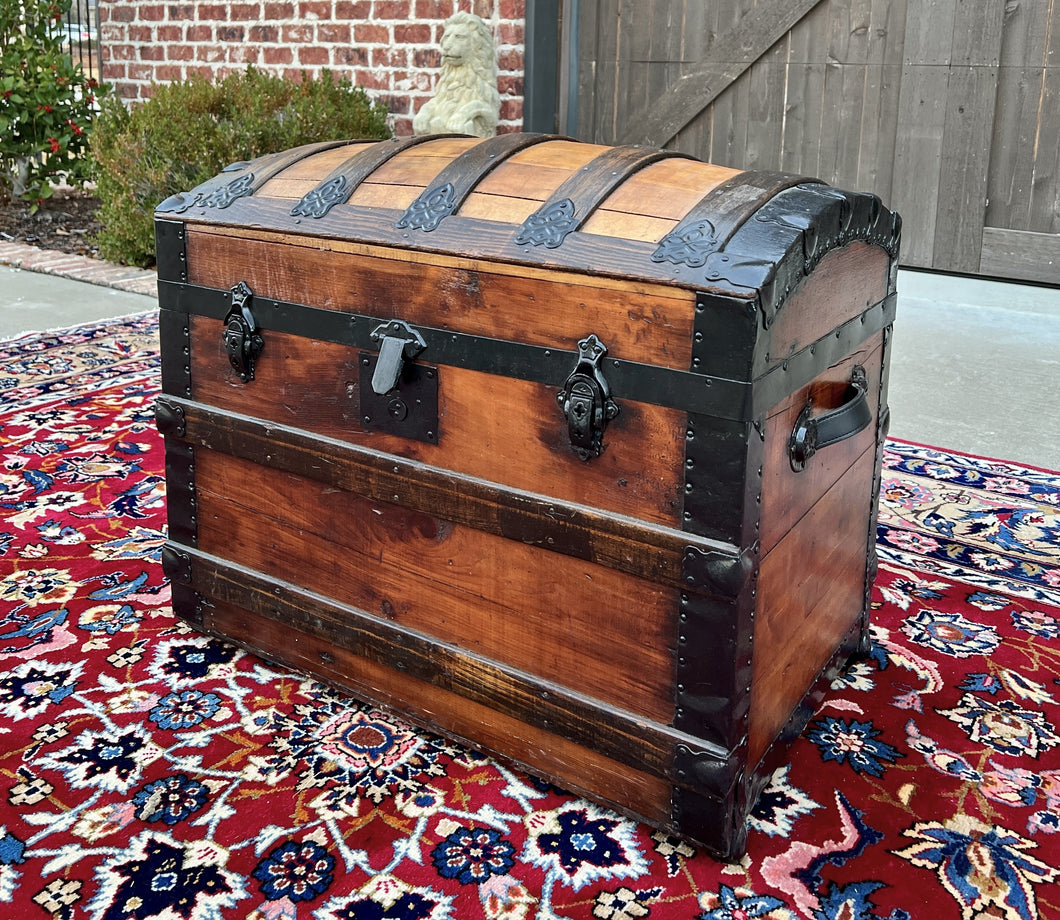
[0,187,103,257]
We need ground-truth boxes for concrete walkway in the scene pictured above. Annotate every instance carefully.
[2,239,1058,471]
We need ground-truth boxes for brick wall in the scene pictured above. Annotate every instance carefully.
[98,0,526,135]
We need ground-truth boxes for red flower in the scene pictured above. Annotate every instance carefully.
[48,137,61,153]
[67,119,83,135]
[38,104,54,113]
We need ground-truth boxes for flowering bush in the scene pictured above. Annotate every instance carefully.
[0,0,103,208]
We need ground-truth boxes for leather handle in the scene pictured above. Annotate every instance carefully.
[789,365,871,472]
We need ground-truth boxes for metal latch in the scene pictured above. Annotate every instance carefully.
[360,319,438,444]
[557,334,619,460]
[370,320,427,395]
[221,281,264,382]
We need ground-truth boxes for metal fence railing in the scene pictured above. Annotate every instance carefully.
[57,0,101,83]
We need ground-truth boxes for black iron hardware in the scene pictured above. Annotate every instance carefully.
[789,365,871,471]
[557,334,619,460]
[397,183,457,232]
[369,320,427,395]
[221,281,264,383]
[361,320,438,444]
[514,198,578,249]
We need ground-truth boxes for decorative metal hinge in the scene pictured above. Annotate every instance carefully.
[221,281,264,383]
[557,334,619,460]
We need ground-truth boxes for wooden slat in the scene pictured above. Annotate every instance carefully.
[192,450,680,722]
[599,160,743,218]
[932,63,1001,271]
[344,182,421,210]
[580,211,676,244]
[931,0,1005,271]
[169,396,736,589]
[183,227,697,366]
[980,228,1060,284]
[617,0,827,147]
[891,61,949,267]
[1028,60,1060,235]
[749,448,876,766]
[201,598,675,825]
[779,0,830,179]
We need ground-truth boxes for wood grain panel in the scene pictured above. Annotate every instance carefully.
[184,228,697,369]
[767,242,892,364]
[188,316,688,527]
[749,447,876,765]
[194,449,679,721]
[759,333,884,556]
[980,228,1060,285]
[201,599,673,825]
[255,143,373,198]
[599,160,742,217]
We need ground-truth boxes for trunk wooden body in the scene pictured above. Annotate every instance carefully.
[154,134,900,859]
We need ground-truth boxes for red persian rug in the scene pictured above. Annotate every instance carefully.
[1,313,1058,920]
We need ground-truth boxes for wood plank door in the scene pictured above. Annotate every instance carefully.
[569,0,1060,283]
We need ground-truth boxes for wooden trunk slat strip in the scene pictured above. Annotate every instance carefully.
[168,542,732,788]
[163,395,740,592]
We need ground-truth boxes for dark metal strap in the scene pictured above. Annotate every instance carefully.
[515,145,693,249]
[397,133,561,232]
[652,171,815,269]
[156,279,895,421]
[290,134,466,219]
[157,140,354,214]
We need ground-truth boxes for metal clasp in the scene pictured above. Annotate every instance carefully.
[370,320,427,395]
[221,281,264,382]
[557,334,619,460]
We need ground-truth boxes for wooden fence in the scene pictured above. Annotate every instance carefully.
[569,0,1059,284]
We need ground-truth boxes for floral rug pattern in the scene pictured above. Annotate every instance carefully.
[1,314,1058,920]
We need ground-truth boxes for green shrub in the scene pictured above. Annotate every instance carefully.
[1,0,106,208]
[91,67,391,266]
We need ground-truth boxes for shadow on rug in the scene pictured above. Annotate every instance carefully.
[1,314,1058,920]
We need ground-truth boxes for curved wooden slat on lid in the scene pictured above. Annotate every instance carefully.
[157,140,355,215]
[650,171,816,269]
[512,146,696,250]
[288,133,470,219]
[395,133,565,232]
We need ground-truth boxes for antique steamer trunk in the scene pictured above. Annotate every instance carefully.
[154,134,900,859]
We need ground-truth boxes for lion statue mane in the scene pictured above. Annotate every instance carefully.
[413,12,500,138]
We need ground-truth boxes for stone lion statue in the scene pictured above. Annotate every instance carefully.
[413,12,500,138]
